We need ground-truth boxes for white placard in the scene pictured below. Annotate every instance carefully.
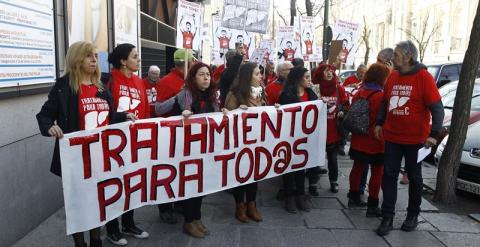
[333,20,360,66]
[176,0,203,50]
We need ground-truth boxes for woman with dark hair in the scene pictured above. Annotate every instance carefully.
[156,62,220,238]
[312,64,349,193]
[105,43,150,246]
[278,66,317,213]
[224,62,264,223]
[36,41,136,247]
[347,63,390,217]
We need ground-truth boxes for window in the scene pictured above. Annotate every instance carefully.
[438,65,460,86]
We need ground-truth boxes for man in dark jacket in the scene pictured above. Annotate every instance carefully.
[374,40,444,236]
[219,51,244,107]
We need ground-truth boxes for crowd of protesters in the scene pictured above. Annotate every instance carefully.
[36,39,444,246]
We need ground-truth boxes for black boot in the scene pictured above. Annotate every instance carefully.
[90,239,103,247]
[330,182,339,193]
[309,185,319,196]
[401,215,419,232]
[347,191,366,207]
[366,197,382,217]
[376,216,394,236]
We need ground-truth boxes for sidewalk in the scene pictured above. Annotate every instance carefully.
[12,155,480,247]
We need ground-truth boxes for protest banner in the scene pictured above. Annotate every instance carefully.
[259,39,275,62]
[308,45,323,62]
[299,16,316,61]
[245,0,271,33]
[333,20,360,66]
[276,26,301,62]
[249,48,267,66]
[222,0,247,30]
[60,101,327,234]
[176,0,203,50]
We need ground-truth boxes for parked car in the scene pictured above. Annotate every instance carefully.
[427,62,480,88]
[440,79,480,130]
[337,69,356,84]
[435,121,480,195]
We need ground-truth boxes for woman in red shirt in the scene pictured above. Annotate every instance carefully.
[36,41,135,247]
[105,43,150,246]
[312,64,349,193]
[347,63,390,217]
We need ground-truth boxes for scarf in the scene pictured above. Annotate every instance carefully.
[313,64,338,96]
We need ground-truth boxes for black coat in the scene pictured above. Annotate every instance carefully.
[219,54,243,106]
[36,75,127,176]
[278,87,318,105]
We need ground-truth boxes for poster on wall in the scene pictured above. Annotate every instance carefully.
[67,0,109,73]
[276,26,301,62]
[176,0,203,51]
[0,0,56,88]
[211,15,231,65]
[299,16,316,61]
[244,0,270,33]
[114,0,139,48]
[333,20,360,66]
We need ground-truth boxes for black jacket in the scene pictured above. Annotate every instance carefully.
[36,75,127,176]
[278,87,318,105]
[219,54,243,106]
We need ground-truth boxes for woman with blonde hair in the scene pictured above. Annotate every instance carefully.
[36,41,136,247]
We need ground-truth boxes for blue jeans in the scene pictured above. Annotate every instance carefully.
[381,141,424,217]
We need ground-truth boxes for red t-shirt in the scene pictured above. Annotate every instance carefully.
[219,37,230,49]
[283,48,295,61]
[78,84,110,130]
[109,69,150,119]
[300,92,309,102]
[156,69,184,103]
[322,85,349,144]
[213,64,225,84]
[383,69,441,144]
[350,88,385,154]
[265,81,284,105]
[142,77,161,117]
[343,75,361,87]
[182,32,194,49]
[304,40,313,55]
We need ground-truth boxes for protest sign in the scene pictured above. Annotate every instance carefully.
[276,26,301,62]
[60,101,327,234]
[212,15,231,65]
[222,0,247,30]
[230,29,254,59]
[333,20,360,66]
[259,39,275,62]
[245,0,271,33]
[249,48,267,66]
[299,16,316,61]
[176,0,203,50]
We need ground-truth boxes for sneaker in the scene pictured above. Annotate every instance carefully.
[285,196,297,213]
[330,183,339,193]
[296,195,312,212]
[122,225,149,239]
[106,232,127,246]
[159,210,178,224]
[309,186,319,196]
[401,216,418,232]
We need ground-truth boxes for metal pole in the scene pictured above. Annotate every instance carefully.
[322,0,329,62]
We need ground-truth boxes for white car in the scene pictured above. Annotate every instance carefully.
[435,121,480,195]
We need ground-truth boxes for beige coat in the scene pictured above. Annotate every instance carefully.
[224,92,266,110]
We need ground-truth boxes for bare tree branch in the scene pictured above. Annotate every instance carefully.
[274,6,288,26]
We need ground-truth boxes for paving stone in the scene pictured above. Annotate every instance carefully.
[469,213,480,223]
[304,209,354,229]
[311,197,345,209]
[189,224,240,247]
[239,227,282,247]
[431,232,480,247]
[383,230,444,247]
[257,206,306,228]
[136,222,190,247]
[278,228,338,247]
[392,212,438,232]
[422,213,480,233]
[331,229,389,247]
[342,209,381,230]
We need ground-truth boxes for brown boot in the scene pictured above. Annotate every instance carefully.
[183,222,205,238]
[246,201,263,222]
[235,202,250,223]
[193,220,210,235]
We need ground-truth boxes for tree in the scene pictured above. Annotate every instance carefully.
[290,0,296,26]
[360,16,372,65]
[399,12,440,62]
[434,3,480,203]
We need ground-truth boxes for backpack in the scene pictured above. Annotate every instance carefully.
[342,90,380,135]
